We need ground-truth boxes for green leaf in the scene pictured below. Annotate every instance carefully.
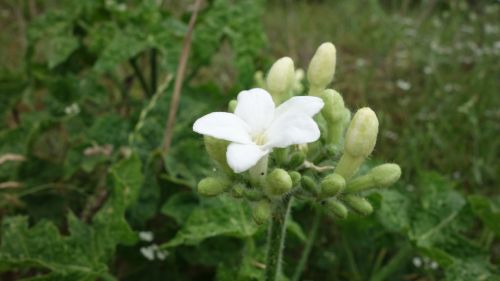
[468,195,500,236]
[161,195,258,248]
[0,154,143,280]
[93,27,150,73]
[47,35,79,68]
[376,189,411,233]
[161,192,198,224]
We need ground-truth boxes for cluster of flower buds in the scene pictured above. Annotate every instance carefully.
[194,42,401,224]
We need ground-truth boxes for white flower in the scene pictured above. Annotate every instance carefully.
[193,88,324,173]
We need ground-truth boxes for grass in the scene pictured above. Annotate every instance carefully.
[263,0,499,194]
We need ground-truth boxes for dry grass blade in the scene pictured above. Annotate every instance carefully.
[161,0,204,157]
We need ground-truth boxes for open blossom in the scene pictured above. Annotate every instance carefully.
[193,88,324,173]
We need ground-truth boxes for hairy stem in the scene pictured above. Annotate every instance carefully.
[265,196,292,281]
[291,208,321,281]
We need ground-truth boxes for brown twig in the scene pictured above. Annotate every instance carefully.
[0,154,26,165]
[161,0,203,156]
[0,181,23,189]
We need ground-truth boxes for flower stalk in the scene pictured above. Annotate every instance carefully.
[264,196,292,281]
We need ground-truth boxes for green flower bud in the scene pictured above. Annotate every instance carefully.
[301,175,318,195]
[371,163,402,187]
[231,183,246,198]
[228,100,237,113]
[287,151,305,169]
[334,153,365,180]
[274,148,289,166]
[266,57,295,104]
[253,200,271,224]
[344,107,379,158]
[343,195,373,215]
[243,188,265,201]
[265,168,293,197]
[325,199,348,219]
[197,177,231,196]
[204,136,231,174]
[321,89,345,123]
[307,42,337,95]
[288,171,301,187]
[321,89,350,147]
[345,163,402,193]
[320,173,346,198]
[254,70,266,89]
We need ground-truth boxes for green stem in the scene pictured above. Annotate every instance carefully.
[129,57,150,96]
[150,48,157,95]
[265,196,292,281]
[369,243,412,281]
[291,208,321,281]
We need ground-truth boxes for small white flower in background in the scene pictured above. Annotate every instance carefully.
[396,80,411,91]
[64,103,80,115]
[139,231,154,242]
[412,256,422,268]
[140,244,169,261]
[140,245,156,261]
[193,88,324,173]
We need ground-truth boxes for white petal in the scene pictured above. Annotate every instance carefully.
[226,143,269,173]
[274,96,324,118]
[193,112,252,144]
[264,113,321,148]
[235,88,275,134]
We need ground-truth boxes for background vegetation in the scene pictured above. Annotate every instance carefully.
[0,0,498,280]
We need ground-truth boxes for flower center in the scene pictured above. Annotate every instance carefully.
[253,133,267,146]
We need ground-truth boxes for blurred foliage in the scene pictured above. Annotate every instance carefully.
[0,0,498,280]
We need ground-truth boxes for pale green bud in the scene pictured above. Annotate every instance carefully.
[345,163,401,193]
[265,168,293,197]
[343,195,373,215]
[254,71,266,89]
[266,57,295,103]
[301,175,318,195]
[321,89,346,123]
[371,163,402,187]
[253,200,272,224]
[197,177,231,196]
[288,171,301,187]
[321,89,350,147]
[228,100,237,113]
[334,153,365,180]
[320,173,346,198]
[344,107,379,158]
[325,199,348,219]
[204,136,231,174]
[307,42,337,95]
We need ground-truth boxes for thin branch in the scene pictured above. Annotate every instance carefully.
[0,154,26,165]
[161,0,203,156]
[0,181,23,189]
[302,160,334,172]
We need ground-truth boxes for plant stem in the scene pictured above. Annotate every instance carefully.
[291,208,321,281]
[161,0,203,156]
[129,57,150,96]
[150,48,157,95]
[265,196,292,281]
[369,243,412,281]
